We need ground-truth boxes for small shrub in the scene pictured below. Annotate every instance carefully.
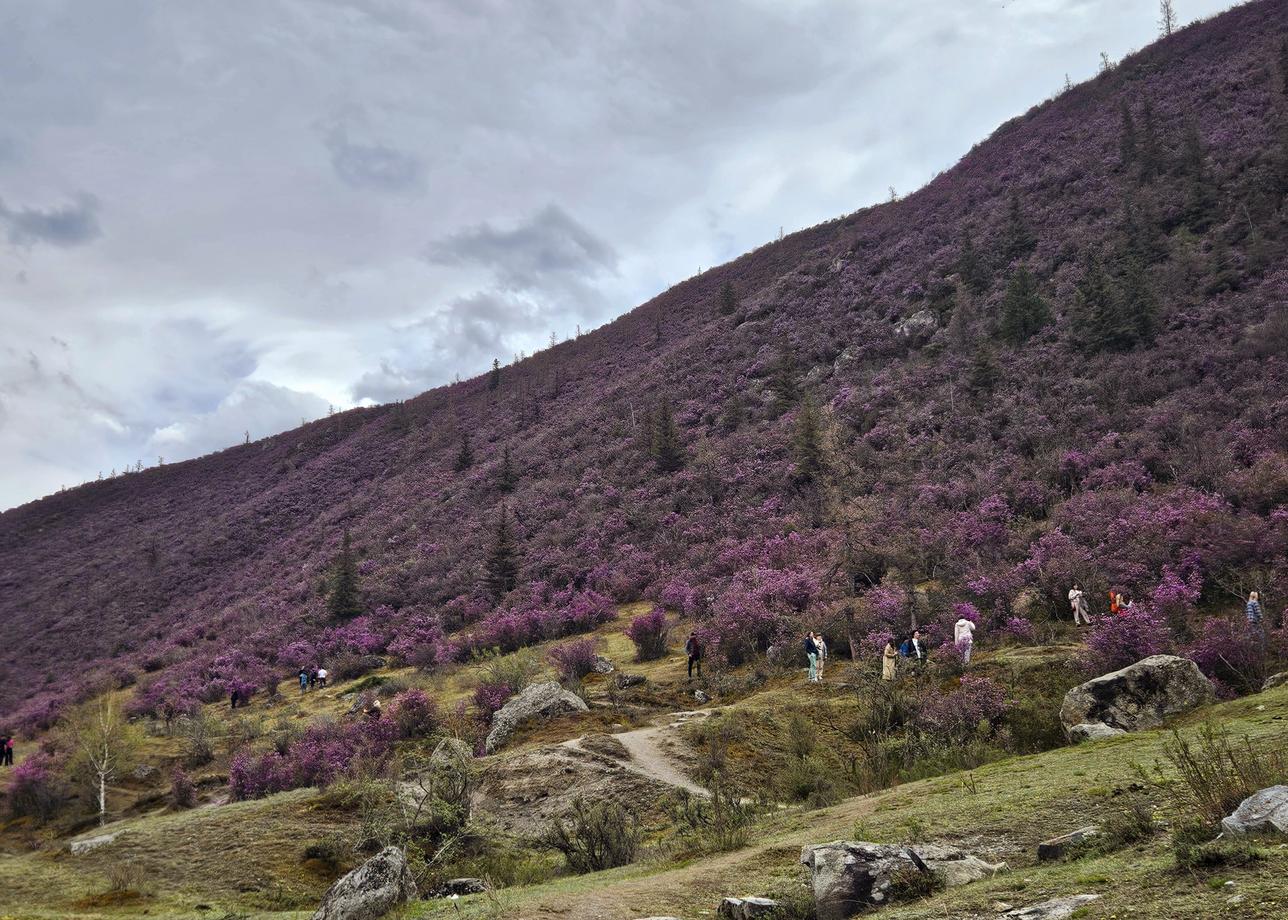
[625,606,670,662]
[1162,723,1287,827]
[170,767,197,809]
[548,638,599,683]
[1065,798,1156,859]
[887,865,945,901]
[477,648,543,696]
[1173,827,1263,872]
[105,861,147,893]
[778,755,845,808]
[301,835,348,873]
[542,797,641,872]
[389,688,439,739]
[6,750,66,822]
[179,711,219,767]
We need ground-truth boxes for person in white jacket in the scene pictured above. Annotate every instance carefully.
[954,616,976,664]
[1068,584,1092,626]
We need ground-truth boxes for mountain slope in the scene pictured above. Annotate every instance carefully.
[3,0,1288,727]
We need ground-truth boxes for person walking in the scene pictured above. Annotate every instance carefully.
[684,631,703,679]
[298,668,309,693]
[1247,591,1265,645]
[815,633,828,679]
[1108,591,1121,616]
[882,640,898,681]
[1069,584,1092,626]
[906,629,926,663]
[954,615,977,664]
[316,666,328,689]
[229,688,240,710]
[0,732,11,767]
[308,667,318,690]
[804,632,819,683]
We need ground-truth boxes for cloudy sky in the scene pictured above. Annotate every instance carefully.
[0,0,1237,510]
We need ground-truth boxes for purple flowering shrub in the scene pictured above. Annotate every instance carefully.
[6,749,66,821]
[1001,617,1037,644]
[1080,605,1173,675]
[547,638,599,683]
[915,676,1010,742]
[170,766,197,809]
[388,688,440,739]
[1184,617,1280,693]
[625,606,670,662]
[229,717,397,800]
[472,682,515,723]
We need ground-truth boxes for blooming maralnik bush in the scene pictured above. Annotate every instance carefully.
[1185,617,1283,693]
[170,766,197,809]
[625,607,670,662]
[548,639,599,683]
[4,1,1288,727]
[229,717,397,800]
[388,688,440,739]
[916,676,1010,742]
[472,682,515,723]
[1081,605,1173,675]
[1001,617,1037,645]
[6,749,65,821]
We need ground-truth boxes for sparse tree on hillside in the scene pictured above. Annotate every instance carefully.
[328,530,364,620]
[1119,100,1138,170]
[651,397,685,473]
[485,504,519,600]
[66,696,142,825]
[488,358,501,391]
[792,397,827,482]
[967,343,1000,398]
[769,347,801,415]
[1001,196,1037,262]
[956,228,990,295]
[1159,0,1176,37]
[718,280,739,316]
[1073,254,1155,354]
[497,444,518,494]
[453,431,474,472]
[1139,101,1162,181]
[999,266,1051,344]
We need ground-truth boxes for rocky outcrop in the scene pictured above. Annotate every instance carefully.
[1059,655,1214,736]
[894,309,937,342]
[1263,671,1288,692]
[311,846,416,920]
[484,681,588,754]
[1067,722,1126,742]
[1002,894,1101,919]
[800,841,1006,919]
[718,896,780,919]
[1220,786,1288,837]
[616,673,647,689]
[592,655,615,674]
[69,832,120,855]
[437,878,489,896]
[1037,826,1099,861]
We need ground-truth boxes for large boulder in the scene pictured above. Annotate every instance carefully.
[1059,655,1214,736]
[1067,722,1125,743]
[1262,672,1288,692]
[718,896,780,919]
[484,681,588,754]
[1036,825,1099,861]
[1003,894,1101,919]
[1220,786,1288,837]
[800,841,1007,919]
[894,309,937,342]
[69,832,120,855]
[311,846,416,920]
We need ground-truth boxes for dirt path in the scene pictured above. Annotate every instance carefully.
[564,709,711,797]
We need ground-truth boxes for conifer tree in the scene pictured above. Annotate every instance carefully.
[1074,254,1155,353]
[328,530,363,620]
[1180,119,1215,229]
[488,358,501,391]
[485,505,518,600]
[769,347,800,415]
[1139,101,1162,181]
[967,344,1000,397]
[1117,254,1159,346]
[792,397,826,482]
[998,266,1051,344]
[497,444,518,493]
[718,280,739,316]
[651,396,684,473]
[956,228,990,295]
[1001,196,1037,262]
[1119,100,1138,170]
[453,431,474,472]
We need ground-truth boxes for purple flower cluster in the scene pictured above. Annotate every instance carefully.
[229,717,397,800]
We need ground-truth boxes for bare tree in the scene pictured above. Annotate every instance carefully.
[67,696,143,824]
[1159,1,1177,37]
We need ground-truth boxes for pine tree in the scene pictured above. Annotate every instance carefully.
[718,280,739,316]
[497,444,518,493]
[967,344,1000,397]
[328,530,364,620]
[1074,254,1155,354]
[1117,254,1159,346]
[998,266,1051,344]
[1139,101,1162,181]
[485,505,518,600]
[769,347,800,415]
[1180,119,1215,229]
[956,228,990,295]
[791,397,826,481]
[453,431,474,472]
[651,397,684,473]
[1001,196,1037,262]
[1119,100,1138,170]
[488,358,501,391]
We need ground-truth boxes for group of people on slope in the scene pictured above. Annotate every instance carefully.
[298,666,329,693]
[1068,584,1141,625]
[0,732,13,767]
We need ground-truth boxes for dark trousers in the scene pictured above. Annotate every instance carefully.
[688,656,701,678]
[2,748,11,766]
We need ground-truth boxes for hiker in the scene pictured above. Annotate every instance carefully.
[684,631,703,679]
[0,732,11,767]
[899,629,926,663]
[308,667,318,689]
[316,666,328,689]
[366,698,383,720]
[298,668,309,693]
[1247,591,1264,638]
[804,632,819,682]
[954,614,976,664]
[229,688,240,710]
[1108,591,1121,616]
[815,633,828,679]
[1069,584,1092,626]
[882,640,898,681]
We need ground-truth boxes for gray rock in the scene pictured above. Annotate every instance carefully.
[311,846,416,920]
[1067,722,1126,742]
[894,309,937,342]
[431,737,473,764]
[484,681,589,754]
[132,763,159,781]
[1059,655,1214,736]
[439,878,489,896]
[69,832,119,855]
[616,673,647,689]
[800,840,1007,919]
[718,896,780,919]
[832,345,863,374]
[1037,826,1100,861]
[1262,672,1288,692]
[592,655,615,674]
[694,689,711,704]
[1221,785,1288,837]
[1002,894,1101,919]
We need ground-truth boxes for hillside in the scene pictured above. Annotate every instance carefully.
[3,0,1288,738]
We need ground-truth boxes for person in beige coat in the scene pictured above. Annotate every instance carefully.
[882,641,898,680]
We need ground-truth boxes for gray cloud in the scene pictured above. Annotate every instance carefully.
[324,126,424,193]
[0,193,100,247]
